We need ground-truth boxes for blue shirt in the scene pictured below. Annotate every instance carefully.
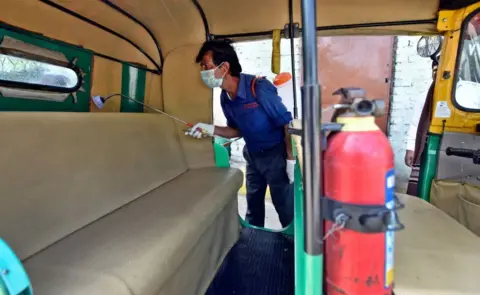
[220,73,293,152]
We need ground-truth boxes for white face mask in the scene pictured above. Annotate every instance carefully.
[200,63,225,88]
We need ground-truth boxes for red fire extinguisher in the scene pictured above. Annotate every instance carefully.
[323,88,404,295]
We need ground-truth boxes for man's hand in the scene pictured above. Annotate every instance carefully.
[286,159,296,184]
[405,149,414,167]
[185,123,214,139]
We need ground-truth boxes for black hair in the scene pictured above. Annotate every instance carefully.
[195,39,242,77]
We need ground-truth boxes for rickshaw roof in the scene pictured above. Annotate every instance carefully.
[2,0,478,72]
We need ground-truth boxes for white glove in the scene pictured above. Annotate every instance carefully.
[286,159,296,184]
[185,123,215,139]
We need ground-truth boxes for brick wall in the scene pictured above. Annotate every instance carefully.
[213,36,432,192]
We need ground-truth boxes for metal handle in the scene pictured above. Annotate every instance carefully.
[446,147,475,158]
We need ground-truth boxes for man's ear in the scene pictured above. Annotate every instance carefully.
[221,62,231,75]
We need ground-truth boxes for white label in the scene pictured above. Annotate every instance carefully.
[387,175,395,189]
[385,169,395,288]
[434,101,451,118]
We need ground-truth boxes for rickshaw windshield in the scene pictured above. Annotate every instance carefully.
[454,9,480,111]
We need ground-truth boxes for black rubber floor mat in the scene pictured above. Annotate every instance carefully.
[205,228,294,295]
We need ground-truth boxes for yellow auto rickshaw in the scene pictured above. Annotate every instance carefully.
[0,1,479,295]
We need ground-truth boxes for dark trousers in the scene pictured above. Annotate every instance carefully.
[243,144,294,228]
[407,143,427,196]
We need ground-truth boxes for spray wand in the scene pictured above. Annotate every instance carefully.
[91,94,237,147]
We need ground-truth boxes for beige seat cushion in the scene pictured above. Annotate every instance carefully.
[24,265,132,295]
[24,168,243,295]
[395,193,480,295]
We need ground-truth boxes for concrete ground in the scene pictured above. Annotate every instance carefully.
[237,194,282,230]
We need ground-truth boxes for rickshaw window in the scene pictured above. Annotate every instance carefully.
[452,9,480,112]
[0,53,81,93]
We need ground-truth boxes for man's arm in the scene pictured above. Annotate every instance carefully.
[406,90,427,151]
[254,79,293,127]
[254,79,294,159]
[284,125,294,160]
[214,126,241,138]
[254,79,296,183]
[187,94,241,139]
[215,93,242,138]
[404,90,427,166]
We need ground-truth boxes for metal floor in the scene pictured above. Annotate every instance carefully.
[205,228,294,295]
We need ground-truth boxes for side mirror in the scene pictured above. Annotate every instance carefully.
[455,80,480,110]
[416,36,442,60]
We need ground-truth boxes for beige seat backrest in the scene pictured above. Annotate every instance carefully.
[431,132,480,237]
[162,44,215,169]
[0,112,188,260]
[431,180,480,237]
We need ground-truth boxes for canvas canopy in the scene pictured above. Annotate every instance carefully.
[1,0,477,73]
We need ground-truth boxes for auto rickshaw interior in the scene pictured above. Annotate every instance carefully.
[0,1,479,295]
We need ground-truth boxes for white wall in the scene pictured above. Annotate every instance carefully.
[389,36,432,192]
[213,36,432,192]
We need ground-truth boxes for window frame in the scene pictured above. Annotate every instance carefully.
[0,28,92,112]
[0,47,83,94]
[452,7,480,113]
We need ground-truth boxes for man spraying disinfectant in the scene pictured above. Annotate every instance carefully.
[186,39,294,228]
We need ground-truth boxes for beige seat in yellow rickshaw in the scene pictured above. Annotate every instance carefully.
[0,112,243,295]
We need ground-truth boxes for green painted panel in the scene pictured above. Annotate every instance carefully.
[214,141,230,168]
[120,64,146,112]
[294,160,307,295]
[303,254,324,295]
[214,137,232,157]
[293,143,324,295]
[0,28,92,111]
[418,134,441,202]
[238,215,294,235]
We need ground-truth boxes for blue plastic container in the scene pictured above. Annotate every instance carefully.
[0,239,32,295]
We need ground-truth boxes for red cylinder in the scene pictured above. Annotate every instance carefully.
[324,117,395,295]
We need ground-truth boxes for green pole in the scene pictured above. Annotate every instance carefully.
[293,155,323,295]
[418,134,441,202]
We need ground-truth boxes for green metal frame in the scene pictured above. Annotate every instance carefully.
[0,28,92,111]
[120,64,147,112]
[292,145,323,295]
[214,137,232,158]
[213,141,230,168]
[418,133,441,202]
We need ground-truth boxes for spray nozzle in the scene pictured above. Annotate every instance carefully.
[331,87,385,117]
[91,95,106,109]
